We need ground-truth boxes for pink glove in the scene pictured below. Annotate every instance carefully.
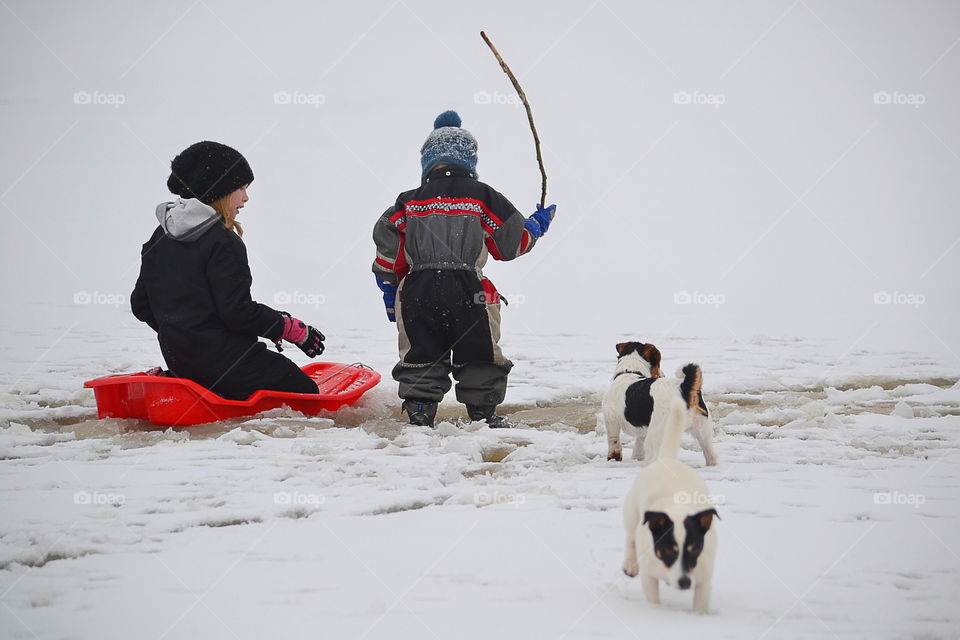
[281,315,308,344]
[276,312,325,358]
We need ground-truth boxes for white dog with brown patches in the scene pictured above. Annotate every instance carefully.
[622,457,719,613]
[602,341,718,466]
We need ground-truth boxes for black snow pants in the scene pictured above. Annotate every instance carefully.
[392,269,513,406]
[164,341,318,401]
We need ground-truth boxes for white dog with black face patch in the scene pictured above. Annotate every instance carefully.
[602,341,718,466]
[622,457,719,613]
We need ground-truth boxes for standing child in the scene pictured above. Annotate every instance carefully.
[372,111,556,427]
[132,141,325,400]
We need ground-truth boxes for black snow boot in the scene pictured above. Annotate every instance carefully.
[402,399,438,427]
[466,405,507,428]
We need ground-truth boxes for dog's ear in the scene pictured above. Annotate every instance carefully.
[689,508,719,532]
[643,510,672,530]
[616,342,629,356]
[641,343,662,377]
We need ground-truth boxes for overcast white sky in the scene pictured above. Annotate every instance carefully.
[1,0,958,367]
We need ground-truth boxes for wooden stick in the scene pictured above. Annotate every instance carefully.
[480,30,547,208]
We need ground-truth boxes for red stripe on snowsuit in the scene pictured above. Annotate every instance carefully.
[518,229,532,255]
[394,234,410,280]
[485,236,504,261]
[398,197,505,235]
[389,208,407,231]
[379,210,410,279]
[480,278,501,304]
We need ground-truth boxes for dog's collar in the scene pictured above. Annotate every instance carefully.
[614,370,649,379]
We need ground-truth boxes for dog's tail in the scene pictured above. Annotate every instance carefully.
[679,363,709,417]
[653,364,708,460]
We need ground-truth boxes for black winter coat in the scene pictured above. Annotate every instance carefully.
[131,219,291,396]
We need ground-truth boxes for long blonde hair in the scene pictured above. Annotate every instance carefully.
[210,196,243,237]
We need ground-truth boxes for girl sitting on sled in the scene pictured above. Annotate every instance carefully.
[131,141,324,400]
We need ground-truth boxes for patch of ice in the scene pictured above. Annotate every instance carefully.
[216,427,267,445]
[435,421,464,437]
[891,401,915,418]
[890,383,944,397]
[0,422,76,447]
[825,385,887,404]
[824,412,845,429]
[442,436,483,462]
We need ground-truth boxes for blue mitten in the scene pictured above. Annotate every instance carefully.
[375,275,398,322]
[525,204,556,238]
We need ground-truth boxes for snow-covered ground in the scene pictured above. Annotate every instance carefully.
[1,322,959,639]
[3,0,959,637]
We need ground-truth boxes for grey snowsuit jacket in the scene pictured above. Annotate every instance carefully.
[372,167,539,290]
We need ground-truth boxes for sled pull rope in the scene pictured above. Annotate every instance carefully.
[480,30,547,208]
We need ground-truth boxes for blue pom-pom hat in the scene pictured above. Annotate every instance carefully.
[420,110,478,180]
[433,110,462,128]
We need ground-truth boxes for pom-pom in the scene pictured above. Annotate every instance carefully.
[433,110,462,129]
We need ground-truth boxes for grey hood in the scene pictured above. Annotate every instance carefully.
[155,198,221,242]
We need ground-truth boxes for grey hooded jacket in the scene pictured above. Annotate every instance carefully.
[155,198,221,242]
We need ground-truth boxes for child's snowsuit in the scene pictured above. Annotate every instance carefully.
[372,164,541,406]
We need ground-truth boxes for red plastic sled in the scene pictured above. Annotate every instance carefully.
[84,362,381,427]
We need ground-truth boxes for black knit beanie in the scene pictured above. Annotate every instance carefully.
[166,141,254,204]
